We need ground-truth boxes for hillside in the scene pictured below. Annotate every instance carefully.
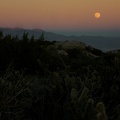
[0,32,120,120]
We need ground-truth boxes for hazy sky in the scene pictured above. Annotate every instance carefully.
[0,0,120,35]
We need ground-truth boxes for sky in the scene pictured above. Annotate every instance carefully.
[0,0,120,36]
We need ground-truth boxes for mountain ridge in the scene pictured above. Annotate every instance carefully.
[0,27,120,52]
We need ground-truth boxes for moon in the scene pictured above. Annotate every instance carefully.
[95,12,101,18]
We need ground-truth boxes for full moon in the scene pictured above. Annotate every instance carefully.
[95,12,101,18]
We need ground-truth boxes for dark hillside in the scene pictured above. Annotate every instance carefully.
[0,31,120,120]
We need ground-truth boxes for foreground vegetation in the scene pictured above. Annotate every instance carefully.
[0,31,120,120]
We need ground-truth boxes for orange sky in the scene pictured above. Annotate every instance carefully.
[0,0,120,35]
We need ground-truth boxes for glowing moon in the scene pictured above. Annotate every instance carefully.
[95,12,101,18]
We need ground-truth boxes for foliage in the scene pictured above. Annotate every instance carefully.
[0,31,120,120]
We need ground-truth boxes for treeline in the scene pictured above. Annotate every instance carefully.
[0,31,120,120]
[0,32,57,74]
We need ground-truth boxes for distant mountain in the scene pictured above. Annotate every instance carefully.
[0,27,120,52]
[0,27,67,41]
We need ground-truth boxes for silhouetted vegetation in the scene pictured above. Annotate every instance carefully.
[0,31,120,120]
